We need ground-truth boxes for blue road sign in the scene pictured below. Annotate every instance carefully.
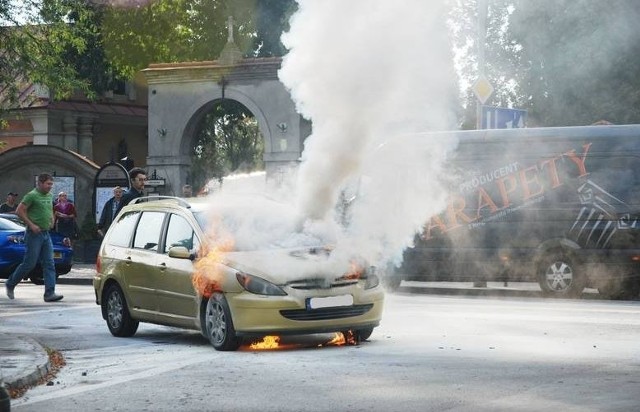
[481,106,527,129]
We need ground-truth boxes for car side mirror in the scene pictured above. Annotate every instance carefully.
[168,246,193,260]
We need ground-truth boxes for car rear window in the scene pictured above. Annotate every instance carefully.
[107,211,140,247]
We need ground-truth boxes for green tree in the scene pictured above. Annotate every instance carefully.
[102,0,296,77]
[190,100,264,192]
[60,1,127,96]
[451,0,640,127]
[0,0,94,108]
[448,0,520,128]
[508,0,640,125]
[251,0,296,57]
[1,0,295,102]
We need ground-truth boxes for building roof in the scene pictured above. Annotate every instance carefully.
[1,80,147,118]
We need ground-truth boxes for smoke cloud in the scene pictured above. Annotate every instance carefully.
[278,0,459,267]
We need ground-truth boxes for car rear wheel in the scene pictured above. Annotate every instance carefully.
[538,251,585,298]
[205,293,241,351]
[104,284,139,337]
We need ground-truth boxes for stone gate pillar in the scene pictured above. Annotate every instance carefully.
[78,116,96,158]
[63,115,78,151]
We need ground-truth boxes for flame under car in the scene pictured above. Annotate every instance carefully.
[93,196,384,351]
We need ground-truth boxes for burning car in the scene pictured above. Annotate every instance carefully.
[93,195,384,351]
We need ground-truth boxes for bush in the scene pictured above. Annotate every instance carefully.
[78,212,100,240]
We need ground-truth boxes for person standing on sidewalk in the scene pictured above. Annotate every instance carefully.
[0,191,18,213]
[97,186,124,237]
[5,173,64,302]
[117,167,147,215]
[53,191,78,241]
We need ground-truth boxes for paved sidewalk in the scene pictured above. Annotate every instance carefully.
[0,263,95,399]
[0,334,50,394]
[58,263,95,285]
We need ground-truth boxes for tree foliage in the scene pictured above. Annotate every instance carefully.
[451,0,640,127]
[507,0,640,126]
[190,100,264,192]
[60,1,126,96]
[0,0,94,107]
[102,0,295,77]
[1,0,295,100]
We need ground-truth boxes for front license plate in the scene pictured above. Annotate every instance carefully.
[53,252,62,259]
[308,294,353,310]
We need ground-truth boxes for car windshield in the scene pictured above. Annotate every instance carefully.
[192,196,330,252]
[0,217,25,230]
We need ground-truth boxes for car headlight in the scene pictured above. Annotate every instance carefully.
[236,272,287,296]
[364,267,380,289]
[7,235,23,244]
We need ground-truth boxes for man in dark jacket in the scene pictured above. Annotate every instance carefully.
[97,186,124,237]
[117,168,147,216]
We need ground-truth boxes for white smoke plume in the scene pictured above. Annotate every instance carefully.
[278,0,459,267]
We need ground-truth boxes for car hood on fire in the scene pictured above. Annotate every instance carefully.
[218,246,357,285]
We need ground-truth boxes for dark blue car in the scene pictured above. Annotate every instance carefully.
[0,214,74,284]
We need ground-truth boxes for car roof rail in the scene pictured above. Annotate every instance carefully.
[129,196,192,208]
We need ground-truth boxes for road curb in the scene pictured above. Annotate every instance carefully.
[2,336,50,392]
[57,277,93,286]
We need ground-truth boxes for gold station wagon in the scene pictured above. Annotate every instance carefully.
[93,196,384,351]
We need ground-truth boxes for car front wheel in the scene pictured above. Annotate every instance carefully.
[355,327,374,341]
[103,284,139,337]
[205,293,241,351]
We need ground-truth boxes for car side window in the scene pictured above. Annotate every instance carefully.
[132,212,165,252]
[164,214,199,254]
[107,211,140,247]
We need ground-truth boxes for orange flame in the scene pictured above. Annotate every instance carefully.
[326,332,346,345]
[249,335,281,350]
[246,332,360,351]
[343,260,365,280]
[192,239,234,298]
[325,331,358,346]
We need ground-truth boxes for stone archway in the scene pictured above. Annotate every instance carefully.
[142,58,310,195]
[0,145,99,223]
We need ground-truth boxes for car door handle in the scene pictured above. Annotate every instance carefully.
[159,262,167,271]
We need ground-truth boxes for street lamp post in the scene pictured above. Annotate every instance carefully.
[475,0,489,130]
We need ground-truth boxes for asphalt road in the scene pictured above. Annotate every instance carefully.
[2,280,640,412]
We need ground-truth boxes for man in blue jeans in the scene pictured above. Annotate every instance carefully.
[5,173,63,302]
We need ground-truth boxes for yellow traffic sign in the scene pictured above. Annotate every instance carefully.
[472,76,494,104]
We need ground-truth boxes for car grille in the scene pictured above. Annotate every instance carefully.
[286,279,358,290]
[280,304,373,321]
